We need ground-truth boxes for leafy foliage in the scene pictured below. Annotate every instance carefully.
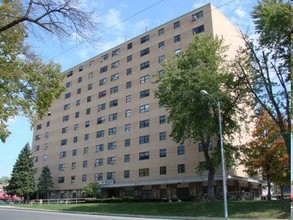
[240,111,289,200]
[37,166,54,199]
[83,183,100,198]
[5,143,35,200]
[155,34,249,199]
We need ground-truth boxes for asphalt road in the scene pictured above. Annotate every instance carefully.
[0,207,171,220]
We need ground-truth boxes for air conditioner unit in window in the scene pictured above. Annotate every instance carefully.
[192,15,198,21]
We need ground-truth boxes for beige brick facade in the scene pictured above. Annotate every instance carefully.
[32,4,261,199]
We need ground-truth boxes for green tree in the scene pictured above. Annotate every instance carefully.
[37,166,54,199]
[0,176,10,185]
[4,143,35,202]
[155,34,248,200]
[0,0,96,142]
[241,111,289,200]
[83,183,100,198]
[235,0,291,154]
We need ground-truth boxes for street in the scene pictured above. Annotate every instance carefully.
[0,207,170,220]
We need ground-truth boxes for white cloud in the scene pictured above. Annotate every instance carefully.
[102,8,125,31]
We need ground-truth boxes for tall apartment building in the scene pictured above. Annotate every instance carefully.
[32,3,261,199]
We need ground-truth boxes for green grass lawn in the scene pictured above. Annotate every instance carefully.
[13,199,290,219]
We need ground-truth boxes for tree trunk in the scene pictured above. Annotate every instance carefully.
[207,166,215,200]
[267,178,271,200]
[280,185,284,200]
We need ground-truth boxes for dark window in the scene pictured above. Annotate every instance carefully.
[97,117,105,124]
[140,48,150,56]
[108,127,117,135]
[111,73,119,81]
[58,177,65,183]
[127,42,132,50]
[64,92,71,99]
[78,76,82,83]
[59,151,66,158]
[73,136,78,143]
[126,81,132,89]
[98,103,106,111]
[160,166,166,175]
[36,124,42,130]
[99,78,107,86]
[82,174,87,182]
[158,28,164,36]
[107,156,116,164]
[159,115,166,124]
[140,89,150,98]
[61,139,67,146]
[64,103,70,110]
[109,99,118,108]
[110,86,119,94]
[96,130,105,138]
[140,35,149,44]
[139,151,150,160]
[88,84,92,90]
[108,141,117,150]
[193,25,205,34]
[127,55,132,62]
[85,120,90,128]
[198,142,212,152]
[83,160,88,168]
[67,70,73,77]
[79,66,83,72]
[111,60,120,68]
[112,48,120,56]
[99,90,107,98]
[174,21,180,29]
[86,108,91,115]
[95,158,103,166]
[109,113,118,121]
[139,168,149,177]
[192,11,204,21]
[96,144,104,152]
[100,54,108,62]
[75,112,79,118]
[100,65,108,73]
[140,61,150,70]
[126,68,132,75]
[178,164,185,173]
[177,146,185,155]
[124,139,131,147]
[140,104,150,113]
[66,81,72,88]
[124,154,130,162]
[87,95,92,102]
[72,149,77,156]
[159,132,166,140]
[139,119,150,128]
[77,88,81,94]
[124,170,130,178]
[158,41,164,49]
[139,135,149,144]
[160,149,166,157]
[174,34,181,43]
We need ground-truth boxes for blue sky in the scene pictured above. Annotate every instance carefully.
[0,0,265,178]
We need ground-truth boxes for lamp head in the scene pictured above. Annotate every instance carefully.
[200,90,208,96]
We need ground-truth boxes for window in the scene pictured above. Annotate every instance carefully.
[100,54,108,62]
[127,55,132,62]
[73,136,78,143]
[86,108,91,115]
[111,73,119,81]
[84,134,89,141]
[95,173,103,181]
[193,25,205,34]
[125,109,131,117]
[112,48,120,56]
[174,21,180,29]
[62,127,68,134]
[160,166,166,175]
[139,119,150,128]
[58,177,65,183]
[60,151,66,158]
[140,75,150,84]
[77,88,82,94]
[84,147,89,154]
[74,124,79,131]
[43,155,48,161]
[127,42,132,50]
[177,146,185,155]
[67,70,73,77]
[99,90,107,98]
[98,103,106,111]
[158,55,165,63]
[71,162,76,169]
[126,95,131,103]
[87,95,92,102]
[140,48,150,56]
[108,127,117,135]
[79,65,83,72]
[110,86,119,94]
[78,76,82,83]
[46,121,50,127]
[124,139,131,147]
[139,151,150,160]
[160,149,166,157]
[125,124,131,132]
[34,145,40,152]
[47,111,51,116]
[140,104,150,113]
[76,99,81,106]
[64,92,71,99]
[66,81,72,88]
[139,168,149,177]
[111,60,120,69]
[99,78,107,86]
[83,160,88,168]
[140,89,150,98]
[59,164,65,171]
[158,28,164,36]
[126,68,132,75]
[70,175,75,183]
[199,161,209,170]
[108,141,117,150]
[35,135,41,141]
[124,170,130,178]
[107,156,116,165]
[109,99,118,107]
[159,115,166,124]
[126,81,132,89]
[158,41,164,49]
[175,48,182,55]
[34,156,39,162]
[174,34,181,43]
[139,135,149,144]
[36,124,42,130]
[159,132,166,140]
[198,142,212,152]
[158,69,165,77]
[96,130,105,138]
[82,174,87,182]
[100,65,108,73]
[95,158,103,166]
[64,103,70,110]
[178,164,185,173]
[44,144,48,150]
[97,116,105,124]
[192,11,204,21]
[109,113,118,121]
[107,172,116,180]
[89,60,94,67]
[124,154,130,162]
[140,35,149,44]
[72,149,77,156]
[140,61,150,70]
[61,139,67,146]
[96,144,104,152]
[75,112,79,118]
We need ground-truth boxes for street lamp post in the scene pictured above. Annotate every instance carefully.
[200,90,228,219]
